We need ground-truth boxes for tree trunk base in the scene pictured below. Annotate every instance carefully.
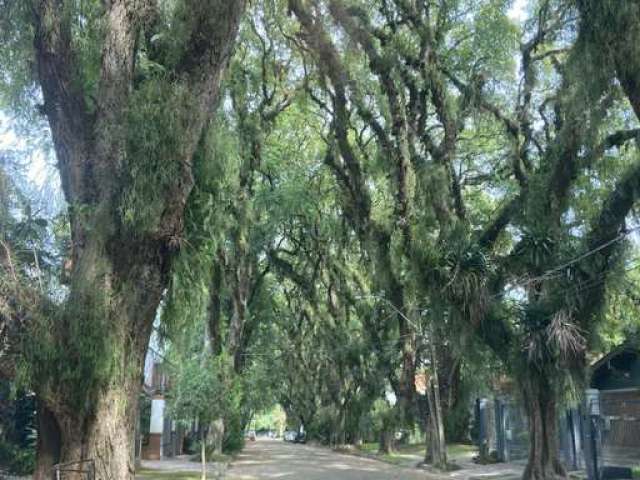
[33,404,61,480]
[379,430,394,455]
[35,385,139,480]
[521,376,567,480]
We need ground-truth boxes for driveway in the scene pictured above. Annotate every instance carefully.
[227,439,432,479]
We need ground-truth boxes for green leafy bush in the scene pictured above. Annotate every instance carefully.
[222,411,245,454]
[0,440,35,475]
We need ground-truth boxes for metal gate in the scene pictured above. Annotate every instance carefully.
[586,389,640,480]
[476,397,530,462]
[477,397,583,466]
[598,390,640,479]
[496,399,530,462]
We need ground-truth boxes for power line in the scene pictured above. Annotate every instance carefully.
[502,255,640,305]
[508,225,640,292]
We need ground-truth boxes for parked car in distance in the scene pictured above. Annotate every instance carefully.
[294,431,306,444]
[246,430,256,441]
[283,430,297,442]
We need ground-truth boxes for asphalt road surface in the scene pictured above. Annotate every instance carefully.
[227,439,430,479]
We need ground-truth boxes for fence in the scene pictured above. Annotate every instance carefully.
[476,389,640,480]
[476,398,583,467]
[588,389,640,480]
[476,397,529,463]
[559,409,584,470]
[51,459,95,480]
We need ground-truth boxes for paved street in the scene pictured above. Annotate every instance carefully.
[227,439,430,480]
[138,439,523,480]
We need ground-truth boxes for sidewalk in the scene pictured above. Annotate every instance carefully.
[340,444,525,480]
[137,455,228,479]
[443,458,525,480]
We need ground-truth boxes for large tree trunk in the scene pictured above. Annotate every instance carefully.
[438,350,467,442]
[37,262,161,479]
[229,262,250,372]
[207,419,225,454]
[38,232,168,480]
[521,374,566,480]
[425,338,448,469]
[29,1,246,478]
[31,231,164,478]
[577,0,640,121]
[379,428,395,455]
[380,243,416,426]
[425,383,448,468]
[33,404,61,480]
[378,404,398,455]
[86,386,140,479]
[397,311,417,424]
[43,379,141,480]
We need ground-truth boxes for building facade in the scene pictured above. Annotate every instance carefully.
[137,346,189,461]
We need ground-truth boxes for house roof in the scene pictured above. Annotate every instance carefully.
[590,342,640,390]
[591,343,639,373]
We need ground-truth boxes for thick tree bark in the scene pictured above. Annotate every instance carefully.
[229,258,251,372]
[36,261,163,479]
[577,0,640,121]
[46,389,137,480]
[396,310,417,425]
[86,386,140,479]
[439,351,467,442]
[379,428,394,455]
[207,419,224,454]
[521,374,566,480]
[33,404,61,480]
[425,390,447,467]
[425,339,448,469]
[29,231,165,478]
[30,1,246,478]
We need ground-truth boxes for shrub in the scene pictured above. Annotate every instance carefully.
[223,412,245,454]
[0,440,35,475]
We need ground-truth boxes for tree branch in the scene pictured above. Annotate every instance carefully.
[32,0,92,205]
[574,158,640,328]
[289,0,372,236]
[156,0,245,240]
[94,0,151,201]
[328,0,413,229]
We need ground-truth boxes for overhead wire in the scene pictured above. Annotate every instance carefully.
[512,226,639,288]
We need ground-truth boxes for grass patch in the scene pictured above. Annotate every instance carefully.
[397,443,425,455]
[352,442,413,465]
[379,454,405,465]
[632,465,639,479]
[358,443,379,455]
[356,442,476,459]
[189,452,232,463]
[448,443,477,458]
[351,442,476,470]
